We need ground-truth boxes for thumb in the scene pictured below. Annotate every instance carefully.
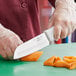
[48,16,54,29]
[54,24,62,41]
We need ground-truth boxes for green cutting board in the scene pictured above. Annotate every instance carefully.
[0,43,76,76]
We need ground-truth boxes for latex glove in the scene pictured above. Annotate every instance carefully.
[48,0,76,40]
[0,24,23,60]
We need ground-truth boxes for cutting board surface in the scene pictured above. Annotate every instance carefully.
[0,43,76,76]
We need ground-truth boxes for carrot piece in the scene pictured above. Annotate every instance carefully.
[64,56,76,59]
[20,51,43,61]
[63,56,76,63]
[44,56,57,66]
[64,56,73,59]
[63,58,73,63]
[44,56,76,70]
[71,59,76,62]
[54,57,62,63]
[69,62,76,70]
[54,60,70,68]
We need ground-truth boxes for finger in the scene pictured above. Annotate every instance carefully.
[9,31,23,45]
[67,23,72,36]
[54,25,62,40]
[71,22,76,33]
[0,50,8,59]
[13,34,23,45]
[48,16,54,28]
[72,26,76,33]
[10,35,23,53]
[17,39,23,46]
[60,27,68,39]
[3,47,13,60]
[63,20,71,36]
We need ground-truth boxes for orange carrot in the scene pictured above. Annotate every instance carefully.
[54,60,70,68]
[20,51,43,61]
[69,62,76,70]
[44,56,57,66]
[54,57,62,63]
[63,56,76,63]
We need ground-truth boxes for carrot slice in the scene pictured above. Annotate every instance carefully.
[64,56,76,59]
[69,62,76,70]
[44,56,76,70]
[54,57,62,63]
[54,60,70,68]
[63,56,76,63]
[44,56,57,66]
[20,51,43,61]
[63,58,73,63]
[64,56,73,59]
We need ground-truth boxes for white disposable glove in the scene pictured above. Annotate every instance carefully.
[48,0,76,40]
[0,24,23,60]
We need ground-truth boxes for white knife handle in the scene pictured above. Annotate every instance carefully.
[44,27,54,44]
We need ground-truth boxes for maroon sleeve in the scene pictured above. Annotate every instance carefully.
[0,0,41,41]
[48,0,56,7]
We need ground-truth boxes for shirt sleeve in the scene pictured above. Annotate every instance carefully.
[48,0,56,7]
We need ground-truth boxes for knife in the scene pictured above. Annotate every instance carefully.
[14,27,54,59]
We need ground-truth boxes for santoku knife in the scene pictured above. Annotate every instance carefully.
[14,27,54,59]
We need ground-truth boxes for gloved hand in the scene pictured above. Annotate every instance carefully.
[48,0,76,40]
[0,24,23,60]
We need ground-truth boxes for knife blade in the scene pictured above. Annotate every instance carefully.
[14,27,54,59]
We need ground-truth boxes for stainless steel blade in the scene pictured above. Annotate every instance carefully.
[14,27,54,59]
[14,33,49,59]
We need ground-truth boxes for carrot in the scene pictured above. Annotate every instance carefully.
[63,56,76,59]
[44,56,76,70]
[44,56,57,66]
[20,51,43,61]
[54,60,70,68]
[63,56,76,63]
[63,58,73,63]
[44,56,70,69]
[69,62,76,70]
[54,57,62,63]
